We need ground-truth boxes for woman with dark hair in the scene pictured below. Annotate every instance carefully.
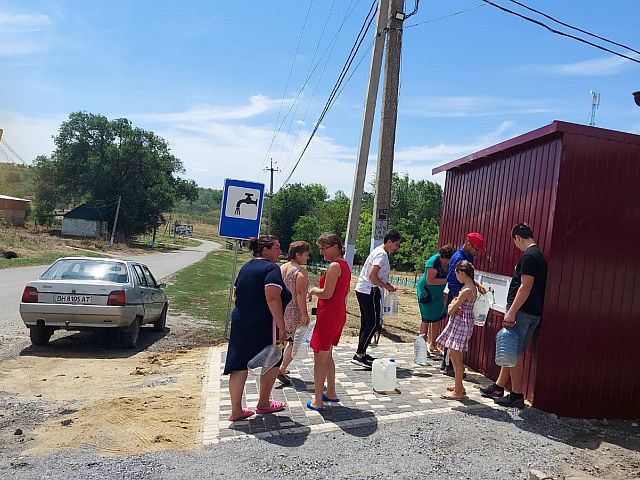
[224,235,292,421]
[436,260,477,400]
[277,240,311,386]
[306,233,351,411]
[416,244,455,356]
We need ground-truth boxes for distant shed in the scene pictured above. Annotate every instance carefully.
[0,194,30,227]
[433,120,640,419]
[61,204,111,238]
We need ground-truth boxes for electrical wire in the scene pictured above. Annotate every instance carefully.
[277,0,338,174]
[279,1,378,189]
[506,0,640,56]
[1,139,27,164]
[480,0,640,64]
[261,0,363,181]
[262,0,315,175]
[404,3,487,29]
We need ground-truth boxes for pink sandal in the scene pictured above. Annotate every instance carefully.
[228,409,255,422]
[256,400,286,415]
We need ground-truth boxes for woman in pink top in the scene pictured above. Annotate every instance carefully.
[277,241,311,386]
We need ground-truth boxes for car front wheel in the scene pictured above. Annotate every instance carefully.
[30,325,53,346]
[120,318,141,349]
[153,306,167,332]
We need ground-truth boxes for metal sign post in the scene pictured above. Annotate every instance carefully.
[224,239,240,339]
[219,179,265,339]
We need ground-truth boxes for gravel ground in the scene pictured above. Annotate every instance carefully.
[1,309,638,479]
[2,404,639,479]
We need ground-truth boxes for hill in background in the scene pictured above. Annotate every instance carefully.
[0,162,36,200]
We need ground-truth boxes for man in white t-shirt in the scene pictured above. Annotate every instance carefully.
[352,230,402,369]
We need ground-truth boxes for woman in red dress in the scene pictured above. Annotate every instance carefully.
[306,233,351,411]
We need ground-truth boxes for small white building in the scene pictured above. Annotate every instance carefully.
[61,204,111,238]
[0,194,31,227]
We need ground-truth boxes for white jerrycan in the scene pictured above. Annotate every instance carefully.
[372,358,397,393]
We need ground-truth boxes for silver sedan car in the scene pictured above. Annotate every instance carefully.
[20,257,168,348]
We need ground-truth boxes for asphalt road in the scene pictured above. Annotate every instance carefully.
[0,240,220,339]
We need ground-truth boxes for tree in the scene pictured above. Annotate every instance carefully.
[271,183,327,250]
[34,112,197,238]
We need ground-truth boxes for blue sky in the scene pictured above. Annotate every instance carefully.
[1,0,639,195]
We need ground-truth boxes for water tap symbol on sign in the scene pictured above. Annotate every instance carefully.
[235,193,258,215]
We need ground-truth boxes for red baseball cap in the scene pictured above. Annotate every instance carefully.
[466,232,485,253]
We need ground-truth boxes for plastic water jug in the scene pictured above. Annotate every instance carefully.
[414,335,428,366]
[372,358,397,393]
[247,343,284,374]
[291,320,316,359]
[473,289,494,326]
[495,327,518,367]
[382,291,399,318]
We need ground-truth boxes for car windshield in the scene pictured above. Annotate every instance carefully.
[41,259,129,283]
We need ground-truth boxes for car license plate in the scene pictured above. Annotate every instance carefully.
[55,295,93,304]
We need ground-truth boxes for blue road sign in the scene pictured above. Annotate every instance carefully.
[219,178,265,240]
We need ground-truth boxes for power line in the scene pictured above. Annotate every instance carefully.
[506,0,640,56]
[261,0,363,181]
[480,0,640,64]
[277,0,338,175]
[279,0,378,189]
[262,0,315,175]
[404,4,487,29]
[0,139,27,164]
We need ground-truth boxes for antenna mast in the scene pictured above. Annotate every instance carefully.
[589,91,601,126]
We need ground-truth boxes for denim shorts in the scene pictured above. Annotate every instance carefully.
[511,310,540,356]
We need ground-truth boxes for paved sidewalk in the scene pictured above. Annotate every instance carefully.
[202,342,501,444]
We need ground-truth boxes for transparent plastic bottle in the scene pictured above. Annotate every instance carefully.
[302,319,316,348]
[414,335,428,366]
[473,289,494,326]
[382,291,399,318]
[495,327,518,367]
[292,320,315,359]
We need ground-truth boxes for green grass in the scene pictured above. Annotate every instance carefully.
[0,250,107,269]
[165,249,250,342]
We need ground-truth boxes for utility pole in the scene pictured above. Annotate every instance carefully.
[344,0,390,268]
[109,195,122,247]
[370,0,404,250]
[264,158,280,234]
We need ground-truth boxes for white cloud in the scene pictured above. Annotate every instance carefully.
[132,95,295,123]
[517,55,633,76]
[0,12,51,56]
[0,13,51,31]
[0,112,62,162]
[402,96,555,118]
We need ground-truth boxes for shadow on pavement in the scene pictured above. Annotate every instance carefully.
[456,403,640,453]
[318,405,378,438]
[19,327,169,359]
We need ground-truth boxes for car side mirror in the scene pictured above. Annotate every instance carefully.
[158,283,167,289]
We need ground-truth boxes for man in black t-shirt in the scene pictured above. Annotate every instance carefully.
[480,223,548,408]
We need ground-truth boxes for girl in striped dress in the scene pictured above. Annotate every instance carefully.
[437,260,478,400]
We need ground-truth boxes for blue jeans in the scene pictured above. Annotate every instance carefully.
[510,310,540,356]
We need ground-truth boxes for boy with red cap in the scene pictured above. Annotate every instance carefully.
[440,232,486,375]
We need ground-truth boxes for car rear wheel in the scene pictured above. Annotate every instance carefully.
[30,325,53,346]
[152,306,168,332]
[120,317,141,349]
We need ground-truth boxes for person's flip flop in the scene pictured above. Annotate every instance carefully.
[306,400,324,412]
[228,409,255,422]
[322,393,341,403]
[440,392,466,400]
[255,400,286,415]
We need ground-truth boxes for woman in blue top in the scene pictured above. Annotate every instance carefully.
[224,235,292,422]
[416,244,454,356]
